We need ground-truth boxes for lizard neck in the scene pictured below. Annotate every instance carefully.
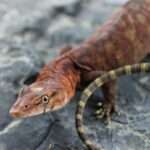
[37,55,81,98]
[56,57,81,97]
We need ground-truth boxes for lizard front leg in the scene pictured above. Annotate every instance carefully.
[96,80,118,124]
[84,71,118,124]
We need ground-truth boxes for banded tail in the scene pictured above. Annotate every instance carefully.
[75,63,150,150]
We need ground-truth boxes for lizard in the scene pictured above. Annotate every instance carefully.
[75,62,150,150]
[10,0,150,121]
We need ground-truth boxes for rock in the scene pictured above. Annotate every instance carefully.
[47,15,94,47]
[105,0,128,5]
[0,0,88,149]
[0,39,44,133]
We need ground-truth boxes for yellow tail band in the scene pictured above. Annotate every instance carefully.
[75,63,150,150]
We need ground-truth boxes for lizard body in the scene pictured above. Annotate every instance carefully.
[76,63,150,150]
[10,0,150,119]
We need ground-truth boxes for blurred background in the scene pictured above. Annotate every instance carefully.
[1,0,150,150]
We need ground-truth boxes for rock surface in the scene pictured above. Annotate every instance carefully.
[0,0,150,150]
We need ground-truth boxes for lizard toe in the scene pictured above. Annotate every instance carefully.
[95,102,116,124]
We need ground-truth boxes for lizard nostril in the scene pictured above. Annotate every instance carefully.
[9,108,20,118]
[24,105,29,109]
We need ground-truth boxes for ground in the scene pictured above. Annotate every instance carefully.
[0,0,150,150]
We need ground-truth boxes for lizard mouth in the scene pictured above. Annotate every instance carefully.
[9,107,21,118]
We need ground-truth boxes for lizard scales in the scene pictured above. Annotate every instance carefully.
[76,63,150,150]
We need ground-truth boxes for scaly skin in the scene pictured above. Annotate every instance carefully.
[76,63,150,150]
[9,54,80,117]
[10,0,150,118]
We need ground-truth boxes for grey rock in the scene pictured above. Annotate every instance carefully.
[47,16,93,46]
[0,40,44,139]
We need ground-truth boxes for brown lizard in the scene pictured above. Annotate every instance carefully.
[76,63,150,150]
[10,0,150,120]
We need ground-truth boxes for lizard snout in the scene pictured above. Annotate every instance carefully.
[9,107,21,118]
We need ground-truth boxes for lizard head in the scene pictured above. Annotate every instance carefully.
[9,79,74,118]
[9,55,81,118]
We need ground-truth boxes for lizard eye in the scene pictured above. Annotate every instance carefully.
[41,95,49,104]
[24,104,29,109]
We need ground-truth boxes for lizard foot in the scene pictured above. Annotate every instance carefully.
[95,102,117,124]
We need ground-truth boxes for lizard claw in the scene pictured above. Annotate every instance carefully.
[97,102,103,107]
[95,110,105,119]
[94,102,117,125]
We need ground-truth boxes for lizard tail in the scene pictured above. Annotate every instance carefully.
[75,63,150,150]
